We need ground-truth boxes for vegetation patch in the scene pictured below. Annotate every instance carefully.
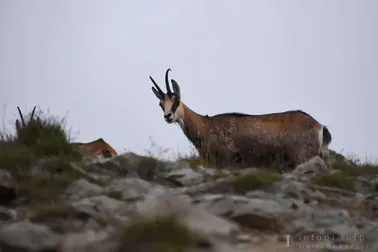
[119,215,202,252]
[28,201,80,222]
[332,161,378,178]
[15,109,80,159]
[232,169,281,194]
[178,156,209,169]
[0,143,36,177]
[0,108,85,203]
[313,172,356,191]
[27,200,95,234]
[134,154,165,181]
[213,171,231,179]
[110,152,164,180]
[0,109,81,175]
[18,176,72,203]
[15,157,90,203]
[104,189,123,200]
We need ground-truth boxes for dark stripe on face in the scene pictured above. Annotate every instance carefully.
[171,99,180,113]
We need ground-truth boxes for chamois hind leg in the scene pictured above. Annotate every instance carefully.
[319,146,332,170]
[278,151,297,174]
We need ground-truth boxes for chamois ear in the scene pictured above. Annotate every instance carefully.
[171,79,181,100]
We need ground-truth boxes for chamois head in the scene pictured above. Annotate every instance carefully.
[15,106,37,133]
[150,69,184,124]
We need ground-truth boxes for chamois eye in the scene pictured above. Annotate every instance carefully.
[159,103,164,111]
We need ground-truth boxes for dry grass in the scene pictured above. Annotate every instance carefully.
[232,169,281,194]
[104,189,123,200]
[118,215,202,252]
[313,171,356,192]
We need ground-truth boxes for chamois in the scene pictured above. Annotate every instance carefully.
[15,106,37,133]
[72,138,118,158]
[16,106,117,159]
[150,69,332,171]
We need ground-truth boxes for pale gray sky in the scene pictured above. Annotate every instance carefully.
[1,0,377,160]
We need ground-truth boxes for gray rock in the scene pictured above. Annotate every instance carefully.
[293,209,359,239]
[65,179,104,201]
[360,221,378,252]
[354,177,375,194]
[176,176,235,196]
[292,156,330,176]
[2,146,378,251]
[0,221,62,250]
[274,178,326,201]
[193,194,298,232]
[0,206,17,221]
[105,177,160,200]
[61,230,115,252]
[135,188,240,237]
[71,195,130,221]
[368,175,378,191]
[163,167,205,186]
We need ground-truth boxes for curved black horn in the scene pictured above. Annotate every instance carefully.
[149,76,164,96]
[30,106,36,121]
[165,68,173,95]
[17,106,26,127]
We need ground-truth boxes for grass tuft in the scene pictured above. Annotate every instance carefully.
[313,172,356,191]
[28,201,78,222]
[0,107,84,203]
[15,109,79,158]
[232,169,281,194]
[104,189,123,200]
[119,215,200,252]
[176,146,209,168]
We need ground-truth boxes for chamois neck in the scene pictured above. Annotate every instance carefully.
[177,103,208,150]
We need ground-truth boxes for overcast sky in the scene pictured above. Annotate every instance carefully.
[1,0,377,161]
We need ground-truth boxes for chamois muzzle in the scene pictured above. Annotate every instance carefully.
[164,113,173,123]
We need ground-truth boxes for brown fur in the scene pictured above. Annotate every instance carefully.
[181,104,329,170]
[150,69,332,171]
[75,138,118,158]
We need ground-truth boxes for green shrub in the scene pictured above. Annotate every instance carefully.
[232,169,281,194]
[15,112,79,158]
[0,108,82,177]
[313,172,355,191]
[133,154,164,181]
[104,190,123,200]
[119,215,200,252]
[0,143,35,176]
[330,157,378,178]
[28,201,78,222]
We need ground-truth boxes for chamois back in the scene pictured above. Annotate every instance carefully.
[74,138,118,158]
[187,108,331,170]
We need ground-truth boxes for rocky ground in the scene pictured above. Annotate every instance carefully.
[0,148,377,252]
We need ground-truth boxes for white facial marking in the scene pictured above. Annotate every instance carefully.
[177,118,185,131]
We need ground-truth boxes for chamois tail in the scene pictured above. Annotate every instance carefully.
[323,126,332,146]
